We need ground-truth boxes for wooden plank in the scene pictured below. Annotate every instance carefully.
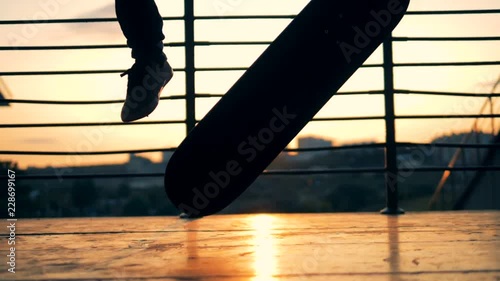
[1,240,499,279]
[5,228,499,249]
[0,212,498,280]
[3,211,499,235]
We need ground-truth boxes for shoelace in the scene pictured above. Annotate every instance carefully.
[120,62,142,78]
[120,68,132,78]
[120,61,171,79]
[120,62,149,78]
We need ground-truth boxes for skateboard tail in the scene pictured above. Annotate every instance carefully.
[165,0,411,217]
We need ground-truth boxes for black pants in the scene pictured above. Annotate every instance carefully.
[115,0,166,62]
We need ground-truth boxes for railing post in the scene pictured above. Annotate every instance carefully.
[381,34,404,215]
[184,0,196,134]
[489,97,496,202]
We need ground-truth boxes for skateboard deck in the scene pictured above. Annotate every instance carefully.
[165,0,410,217]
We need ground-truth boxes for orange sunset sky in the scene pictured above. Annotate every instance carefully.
[0,0,499,169]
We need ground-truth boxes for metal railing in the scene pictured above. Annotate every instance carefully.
[0,2,499,214]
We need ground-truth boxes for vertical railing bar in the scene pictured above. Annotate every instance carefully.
[490,80,499,206]
[184,0,196,134]
[381,35,404,215]
[453,151,463,206]
[490,96,495,134]
[474,123,481,166]
[440,182,445,210]
[460,149,468,204]
[490,98,496,205]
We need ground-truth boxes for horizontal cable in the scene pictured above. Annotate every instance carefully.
[0,10,497,26]
[2,61,496,76]
[265,166,500,175]
[195,41,272,46]
[1,94,224,105]
[195,15,295,20]
[265,168,385,175]
[0,68,186,76]
[1,116,383,128]
[312,116,384,122]
[0,120,184,128]
[0,41,265,51]
[0,173,158,180]
[2,142,497,156]
[195,10,500,20]
[4,95,186,105]
[203,91,382,97]
[196,64,383,72]
[0,169,384,180]
[4,36,499,52]
[4,166,500,180]
[393,36,500,42]
[196,94,225,98]
[0,42,185,51]
[198,90,384,97]
[0,16,184,25]
[1,91,382,106]
[397,114,500,119]
[0,64,379,76]
[0,143,388,156]
[0,70,123,76]
[394,61,500,67]
[335,90,385,95]
[396,89,500,97]
[397,142,500,149]
[5,90,498,106]
[406,9,500,15]
[6,114,497,129]
[282,143,386,152]
[0,148,176,156]
[204,38,500,44]
[408,166,500,172]
[1,173,142,180]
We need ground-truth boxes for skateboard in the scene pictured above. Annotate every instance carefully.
[165,0,410,217]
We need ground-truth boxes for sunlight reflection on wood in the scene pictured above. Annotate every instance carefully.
[250,214,279,281]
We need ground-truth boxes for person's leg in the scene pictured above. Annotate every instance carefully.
[115,0,173,123]
[115,0,165,62]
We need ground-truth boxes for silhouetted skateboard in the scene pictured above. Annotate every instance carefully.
[165,0,410,217]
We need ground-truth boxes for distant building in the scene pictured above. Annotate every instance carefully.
[0,77,12,106]
[298,136,333,149]
[129,153,153,168]
[127,154,163,189]
[297,136,334,160]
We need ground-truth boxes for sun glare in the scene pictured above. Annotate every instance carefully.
[250,214,279,281]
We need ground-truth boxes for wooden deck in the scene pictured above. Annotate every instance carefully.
[0,211,499,280]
